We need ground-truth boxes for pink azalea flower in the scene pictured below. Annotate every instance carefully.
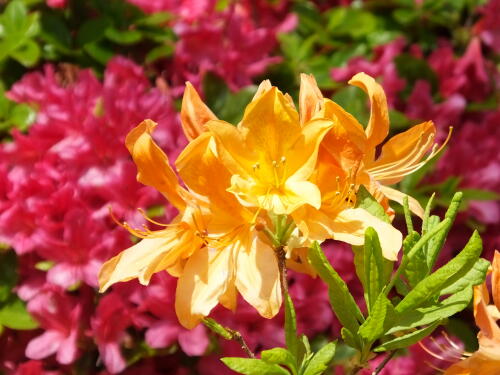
[474,0,500,53]
[91,294,132,374]
[25,288,82,365]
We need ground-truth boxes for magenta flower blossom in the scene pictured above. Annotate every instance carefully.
[474,0,500,53]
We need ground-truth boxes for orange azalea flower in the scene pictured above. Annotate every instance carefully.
[99,120,281,329]
[444,251,500,375]
[206,84,334,215]
[300,73,449,218]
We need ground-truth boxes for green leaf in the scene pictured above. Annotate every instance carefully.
[388,287,472,333]
[302,341,337,375]
[40,12,71,50]
[425,192,463,272]
[402,196,413,234]
[221,358,290,375]
[2,0,27,35]
[11,39,40,66]
[83,42,114,65]
[284,293,299,363]
[145,44,174,63]
[374,320,441,352]
[461,189,500,201]
[358,294,395,344]
[0,297,38,330]
[396,230,483,313]
[0,251,18,303]
[340,328,358,350]
[77,18,111,46]
[355,185,390,223]
[363,228,393,312]
[331,86,369,126]
[394,54,438,95]
[105,28,142,45]
[439,258,489,296]
[309,242,363,335]
[262,348,297,375]
[421,193,436,235]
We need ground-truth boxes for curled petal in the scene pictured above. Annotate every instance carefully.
[181,82,217,140]
[125,120,186,210]
[299,73,323,124]
[348,73,389,154]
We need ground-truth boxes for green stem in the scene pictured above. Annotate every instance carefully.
[202,318,255,358]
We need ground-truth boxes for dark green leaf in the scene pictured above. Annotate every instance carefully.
[0,251,18,302]
[105,28,142,45]
[77,18,111,46]
[284,293,299,363]
[145,44,174,63]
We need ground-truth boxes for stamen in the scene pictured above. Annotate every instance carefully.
[137,208,169,227]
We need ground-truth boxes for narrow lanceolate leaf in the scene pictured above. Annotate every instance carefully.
[262,348,297,375]
[363,228,393,312]
[358,294,395,344]
[302,341,337,375]
[439,258,489,296]
[425,192,463,271]
[402,196,413,234]
[284,293,300,364]
[388,288,472,333]
[355,185,390,223]
[396,231,483,313]
[341,328,359,351]
[221,358,290,375]
[421,193,435,235]
[309,242,364,335]
[400,219,450,288]
[374,320,441,352]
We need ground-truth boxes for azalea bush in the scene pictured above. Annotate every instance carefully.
[0,0,499,375]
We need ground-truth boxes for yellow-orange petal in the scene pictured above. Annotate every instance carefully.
[235,235,282,319]
[493,250,500,312]
[99,227,190,292]
[379,186,424,219]
[299,73,323,124]
[252,79,272,101]
[175,246,235,329]
[125,120,186,210]
[348,73,389,156]
[180,82,217,140]
[331,208,402,261]
[367,121,436,185]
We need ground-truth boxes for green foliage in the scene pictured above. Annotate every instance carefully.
[0,0,41,67]
[0,251,38,330]
[307,191,488,368]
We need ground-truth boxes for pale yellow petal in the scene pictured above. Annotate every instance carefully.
[252,79,272,101]
[348,73,389,156]
[175,246,235,329]
[99,230,180,292]
[284,180,322,212]
[299,73,323,124]
[180,82,217,140]
[332,208,402,261]
[235,235,282,319]
[379,185,424,219]
[125,120,186,210]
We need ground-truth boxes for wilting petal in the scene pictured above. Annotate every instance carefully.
[125,120,186,210]
[379,185,425,218]
[175,246,235,329]
[331,208,402,261]
[299,73,323,124]
[235,235,281,318]
[181,82,217,140]
[348,73,389,154]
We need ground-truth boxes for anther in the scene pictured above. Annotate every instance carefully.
[252,162,260,171]
[272,160,278,167]
[280,156,286,164]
